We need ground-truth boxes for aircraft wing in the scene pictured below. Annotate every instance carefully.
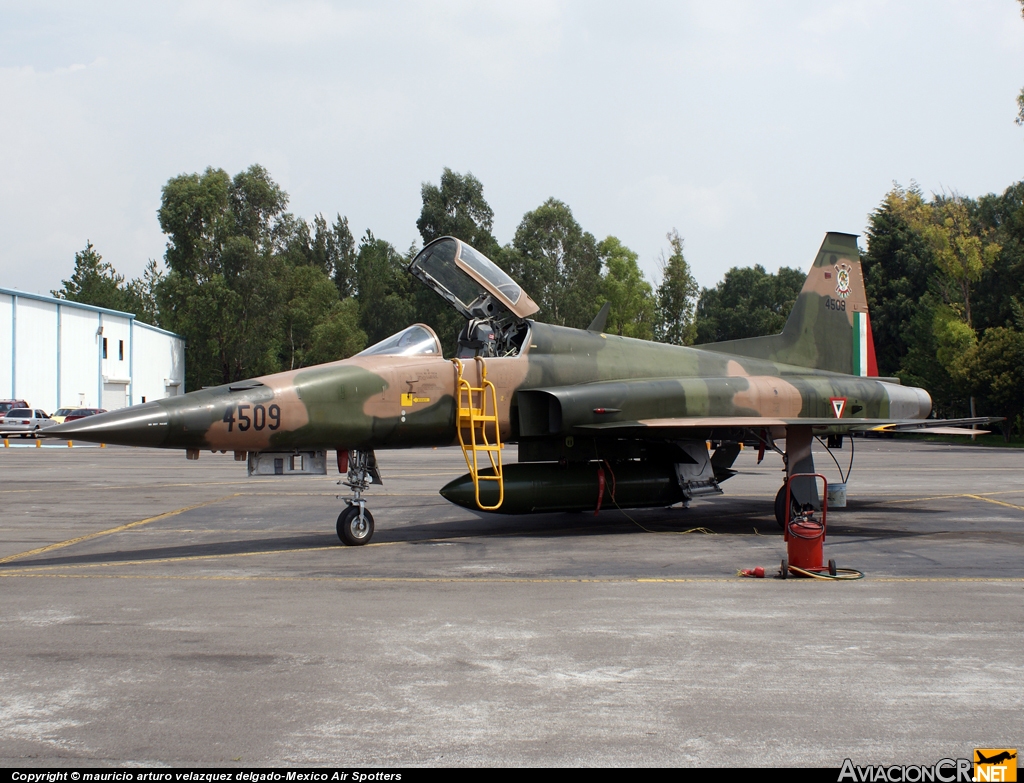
[517,380,1001,439]
[574,416,1000,435]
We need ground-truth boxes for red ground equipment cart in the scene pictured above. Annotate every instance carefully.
[781,472,837,579]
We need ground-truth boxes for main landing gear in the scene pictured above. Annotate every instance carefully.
[336,449,380,546]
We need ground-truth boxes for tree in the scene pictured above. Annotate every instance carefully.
[504,198,602,329]
[888,188,1000,329]
[354,231,416,346]
[972,182,1024,332]
[306,298,366,366]
[123,259,165,326]
[417,168,499,257]
[53,241,129,312]
[595,236,655,339]
[280,264,346,370]
[653,229,699,345]
[956,318,1024,442]
[157,165,291,389]
[330,215,357,299]
[694,264,804,344]
[862,186,938,376]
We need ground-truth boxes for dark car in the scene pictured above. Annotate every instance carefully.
[0,400,30,415]
[63,408,106,422]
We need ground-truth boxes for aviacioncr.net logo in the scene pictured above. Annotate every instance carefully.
[838,758,973,782]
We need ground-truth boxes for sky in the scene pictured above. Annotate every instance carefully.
[2,0,1023,296]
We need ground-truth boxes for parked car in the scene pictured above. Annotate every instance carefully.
[0,400,31,415]
[1,408,56,438]
[63,408,106,422]
[51,406,86,424]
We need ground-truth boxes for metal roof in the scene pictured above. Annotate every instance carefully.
[0,286,182,339]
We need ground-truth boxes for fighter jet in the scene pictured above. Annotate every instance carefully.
[49,233,996,545]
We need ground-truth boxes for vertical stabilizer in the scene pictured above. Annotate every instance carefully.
[700,232,879,376]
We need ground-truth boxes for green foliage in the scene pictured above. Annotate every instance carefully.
[330,216,357,299]
[654,229,699,346]
[281,265,347,370]
[862,186,937,376]
[694,264,804,344]
[505,198,601,329]
[157,165,292,388]
[596,236,654,339]
[958,322,1024,441]
[867,183,1021,419]
[932,304,977,372]
[306,298,366,366]
[123,260,164,325]
[53,241,164,325]
[354,232,416,346]
[887,186,1000,328]
[973,182,1024,329]
[417,168,499,257]
[53,241,129,311]
[895,293,966,418]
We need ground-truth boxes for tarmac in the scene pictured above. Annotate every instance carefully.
[0,438,1022,767]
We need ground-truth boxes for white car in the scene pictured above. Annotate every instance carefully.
[1,408,56,437]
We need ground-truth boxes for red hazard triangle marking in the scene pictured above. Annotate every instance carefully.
[830,397,847,418]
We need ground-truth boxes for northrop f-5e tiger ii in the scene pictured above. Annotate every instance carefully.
[49,233,995,545]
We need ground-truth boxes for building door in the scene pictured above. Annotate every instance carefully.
[102,382,128,410]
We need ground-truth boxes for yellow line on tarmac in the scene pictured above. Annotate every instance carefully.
[0,542,387,571]
[963,494,1024,512]
[0,495,241,565]
[886,493,974,504]
[0,573,742,583]
[886,492,1024,506]
[871,577,1024,582]
[0,519,665,573]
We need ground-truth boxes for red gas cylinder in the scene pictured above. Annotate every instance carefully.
[787,514,824,570]
[782,473,829,576]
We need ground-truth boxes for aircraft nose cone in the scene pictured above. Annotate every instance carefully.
[47,402,170,447]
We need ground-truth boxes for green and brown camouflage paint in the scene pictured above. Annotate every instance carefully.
[49,233,930,455]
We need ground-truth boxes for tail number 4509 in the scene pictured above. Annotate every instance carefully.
[222,403,281,432]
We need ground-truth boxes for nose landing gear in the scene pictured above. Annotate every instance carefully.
[336,449,381,546]
[337,505,374,546]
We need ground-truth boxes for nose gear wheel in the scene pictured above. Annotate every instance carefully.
[337,505,374,546]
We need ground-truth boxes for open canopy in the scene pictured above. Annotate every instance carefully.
[409,237,539,321]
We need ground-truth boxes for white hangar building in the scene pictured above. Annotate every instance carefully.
[0,287,185,413]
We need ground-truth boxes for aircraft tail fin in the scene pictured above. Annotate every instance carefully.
[700,232,879,376]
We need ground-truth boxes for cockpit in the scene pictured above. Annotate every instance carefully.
[356,324,442,358]
[408,237,539,359]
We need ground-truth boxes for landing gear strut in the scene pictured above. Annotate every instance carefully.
[337,449,379,546]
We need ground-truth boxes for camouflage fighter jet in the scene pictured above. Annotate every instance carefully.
[48,233,996,545]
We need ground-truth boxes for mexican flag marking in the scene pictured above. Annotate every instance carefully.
[853,311,878,377]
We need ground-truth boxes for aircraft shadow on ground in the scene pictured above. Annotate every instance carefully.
[0,501,944,570]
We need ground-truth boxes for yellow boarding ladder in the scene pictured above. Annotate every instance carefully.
[453,357,504,511]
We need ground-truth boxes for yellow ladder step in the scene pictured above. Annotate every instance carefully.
[453,357,505,511]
